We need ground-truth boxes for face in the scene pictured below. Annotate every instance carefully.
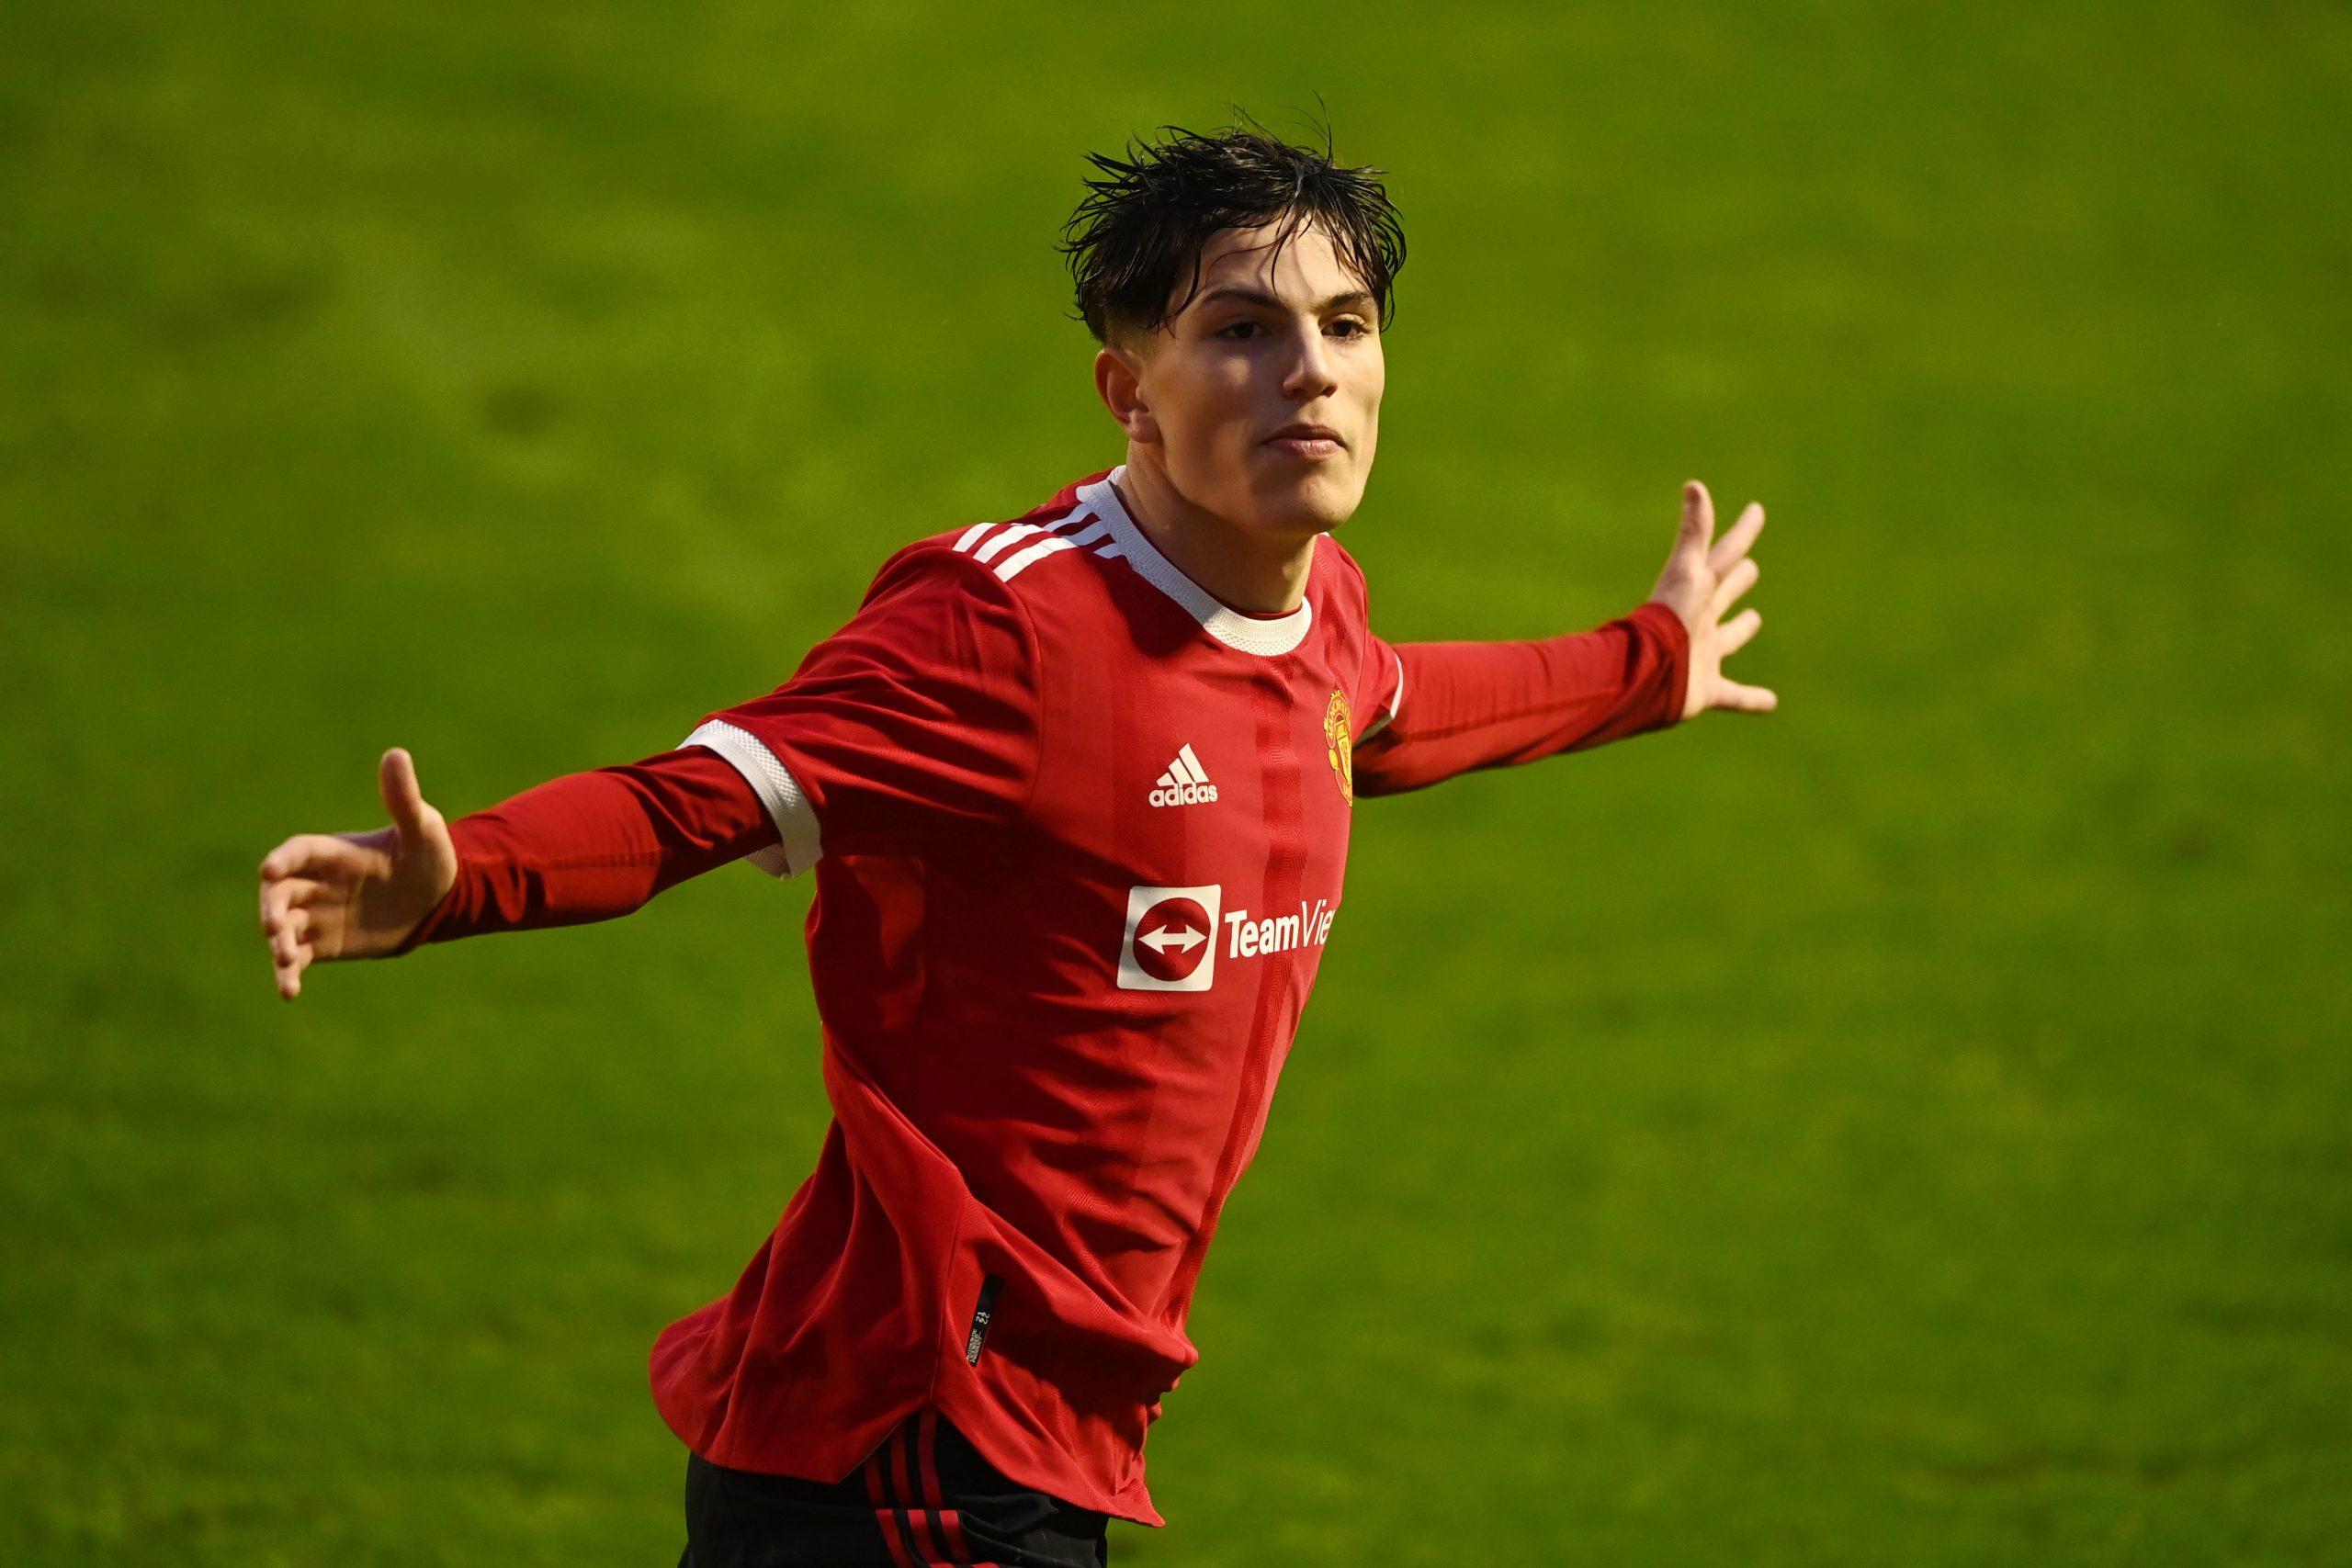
[1099,218,1385,538]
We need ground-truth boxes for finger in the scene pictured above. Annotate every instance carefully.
[268,901,313,996]
[259,874,316,938]
[1711,555,1760,619]
[1677,480,1716,559]
[259,833,345,882]
[276,940,311,1000]
[270,907,312,971]
[379,747,430,840]
[1707,502,1766,577]
[1716,606,1762,658]
[1713,680,1779,714]
[262,870,327,918]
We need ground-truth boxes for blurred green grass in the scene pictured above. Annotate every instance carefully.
[4,1,2348,1562]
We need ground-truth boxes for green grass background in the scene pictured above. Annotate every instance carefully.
[5,1,2348,1562]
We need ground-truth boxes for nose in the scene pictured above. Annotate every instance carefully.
[1280,320,1338,403]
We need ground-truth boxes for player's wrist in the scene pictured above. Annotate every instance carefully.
[384,833,468,955]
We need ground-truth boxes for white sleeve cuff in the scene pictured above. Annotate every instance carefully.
[1359,644,1407,740]
[681,720,824,879]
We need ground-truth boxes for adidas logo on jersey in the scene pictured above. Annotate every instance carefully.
[1148,745,1219,807]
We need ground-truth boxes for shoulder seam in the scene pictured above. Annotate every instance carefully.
[854,534,1051,824]
[942,496,1105,591]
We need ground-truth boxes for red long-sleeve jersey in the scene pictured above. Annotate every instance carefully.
[402,468,1686,1522]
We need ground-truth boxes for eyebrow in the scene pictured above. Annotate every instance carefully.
[1189,286,1377,317]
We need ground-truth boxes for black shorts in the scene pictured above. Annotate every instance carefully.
[677,1406,1112,1567]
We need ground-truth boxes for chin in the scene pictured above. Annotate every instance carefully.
[1248,469,1365,535]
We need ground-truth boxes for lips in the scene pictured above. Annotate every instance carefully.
[1265,423,1345,457]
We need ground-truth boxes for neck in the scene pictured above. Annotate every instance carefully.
[1114,453,1317,615]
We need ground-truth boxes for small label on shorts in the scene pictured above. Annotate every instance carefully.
[965,1274,1005,1365]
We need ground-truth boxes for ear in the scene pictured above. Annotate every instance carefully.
[1093,344,1160,446]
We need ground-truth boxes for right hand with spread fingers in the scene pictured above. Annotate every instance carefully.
[256,747,457,1000]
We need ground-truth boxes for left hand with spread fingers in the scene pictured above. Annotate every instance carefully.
[1648,479,1778,719]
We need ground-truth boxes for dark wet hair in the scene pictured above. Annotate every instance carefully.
[1060,119,1407,344]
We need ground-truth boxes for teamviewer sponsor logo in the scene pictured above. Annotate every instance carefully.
[1148,745,1218,807]
[1117,884,1222,992]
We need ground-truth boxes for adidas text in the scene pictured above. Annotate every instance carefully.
[1149,745,1218,807]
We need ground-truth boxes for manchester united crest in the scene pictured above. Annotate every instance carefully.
[1323,688,1353,806]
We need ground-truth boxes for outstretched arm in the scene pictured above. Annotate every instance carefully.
[1352,479,1773,796]
[256,546,1042,1001]
[256,745,775,1000]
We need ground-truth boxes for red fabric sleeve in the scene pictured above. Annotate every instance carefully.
[398,746,777,948]
[401,542,1036,952]
[1351,602,1690,797]
[684,546,1041,867]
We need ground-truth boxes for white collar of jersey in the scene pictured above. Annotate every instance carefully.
[1080,468,1316,658]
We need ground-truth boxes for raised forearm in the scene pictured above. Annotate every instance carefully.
[1353,604,1688,797]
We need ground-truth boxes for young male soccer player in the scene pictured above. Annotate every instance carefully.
[257,126,1775,1565]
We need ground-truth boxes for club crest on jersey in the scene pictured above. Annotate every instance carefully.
[1117,885,1222,991]
[1324,689,1353,806]
[1148,744,1218,808]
